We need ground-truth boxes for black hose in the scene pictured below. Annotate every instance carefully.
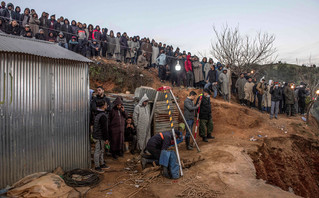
[62,169,101,187]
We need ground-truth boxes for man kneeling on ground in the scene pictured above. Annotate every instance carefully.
[141,131,180,169]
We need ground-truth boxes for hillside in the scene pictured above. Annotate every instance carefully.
[87,59,319,198]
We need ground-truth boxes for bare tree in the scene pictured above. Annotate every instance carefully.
[297,67,319,99]
[210,25,277,75]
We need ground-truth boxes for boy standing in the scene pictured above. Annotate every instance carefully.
[93,100,110,173]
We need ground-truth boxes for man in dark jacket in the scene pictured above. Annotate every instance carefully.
[101,28,108,57]
[270,83,282,119]
[204,64,218,98]
[90,39,100,58]
[93,100,110,173]
[48,14,58,34]
[2,3,16,23]
[183,91,199,150]
[298,84,308,115]
[35,29,46,40]
[6,20,20,35]
[91,86,112,118]
[195,89,214,142]
[61,18,72,42]
[145,131,174,160]
[120,32,128,62]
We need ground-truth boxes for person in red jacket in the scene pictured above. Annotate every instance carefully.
[185,54,194,88]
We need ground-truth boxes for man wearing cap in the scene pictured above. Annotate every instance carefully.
[183,91,199,149]
[195,89,214,142]
[20,24,33,38]
[256,79,266,112]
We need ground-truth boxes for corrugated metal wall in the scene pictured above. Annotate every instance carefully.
[0,53,90,188]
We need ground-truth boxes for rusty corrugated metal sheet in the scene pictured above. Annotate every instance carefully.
[153,101,179,134]
[0,52,90,188]
[134,86,173,102]
[0,33,92,63]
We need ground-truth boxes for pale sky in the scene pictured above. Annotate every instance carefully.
[8,0,319,65]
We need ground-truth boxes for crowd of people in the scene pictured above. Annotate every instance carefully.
[0,2,236,89]
[234,74,310,119]
[2,1,312,173]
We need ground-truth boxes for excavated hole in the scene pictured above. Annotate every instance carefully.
[250,135,319,198]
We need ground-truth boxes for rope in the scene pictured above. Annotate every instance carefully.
[164,90,174,129]
[62,169,101,187]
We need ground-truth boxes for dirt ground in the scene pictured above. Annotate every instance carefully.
[86,59,319,198]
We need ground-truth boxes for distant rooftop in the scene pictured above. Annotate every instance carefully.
[0,33,92,63]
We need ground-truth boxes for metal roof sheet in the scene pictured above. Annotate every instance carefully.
[0,33,92,62]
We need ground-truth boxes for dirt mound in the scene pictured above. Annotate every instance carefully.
[250,135,319,198]
[89,58,153,93]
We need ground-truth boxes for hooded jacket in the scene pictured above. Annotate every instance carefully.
[93,28,101,41]
[109,97,127,152]
[185,55,192,72]
[235,77,247,100]
[196,94,212,120]
[29,16,40,36]
[133,94,150,151]
[119,35,128,50]
[107,35,116,54]
[156,53,167,66]
[193,59,204,83]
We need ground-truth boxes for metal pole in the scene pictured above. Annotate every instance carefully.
[164,90,183,176]
[169,89,200,152]
[171,128,183,176]
[143,91,159,152]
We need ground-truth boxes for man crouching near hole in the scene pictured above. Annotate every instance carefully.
[93,100,110,173]
[141,131,181,170]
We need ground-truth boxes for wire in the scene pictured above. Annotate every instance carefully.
[62,169,101,187]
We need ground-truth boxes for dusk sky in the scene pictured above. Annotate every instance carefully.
[8,0,319,65]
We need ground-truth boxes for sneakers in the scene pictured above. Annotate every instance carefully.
[94,167,104,173]
[100,164,110,169]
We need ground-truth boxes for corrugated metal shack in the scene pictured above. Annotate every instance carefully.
[0,34,92,188]
[134,87,179,134]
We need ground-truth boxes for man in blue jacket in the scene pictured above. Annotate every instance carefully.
[157,50,167,83]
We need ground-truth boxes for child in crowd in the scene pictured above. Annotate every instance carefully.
[124,117,137,154]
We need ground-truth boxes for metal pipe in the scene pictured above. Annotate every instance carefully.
[171,128,183,176]
[169,89,200,152]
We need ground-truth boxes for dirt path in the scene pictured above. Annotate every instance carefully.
[86,96,318,198]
